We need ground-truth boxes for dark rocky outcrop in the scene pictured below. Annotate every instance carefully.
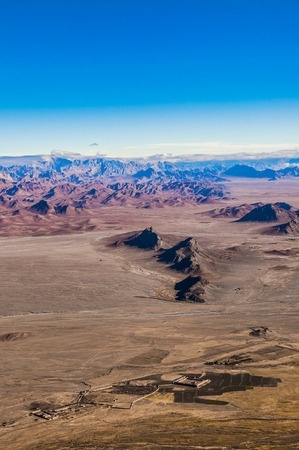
[157,236,211,302]
[265,217,299,236]
[6,185,19,196]
[113,230,210,303]
[86,188,97,196]
[119,227,162,250]
[158,237,205,273]
[43,187,56,199]
[274,201,292,211]
[249,327,270,338]
[0,332,32,342]
[237,203,295,223]
[54,204,68,215]
[30,200,50,215]
[174,275,207,303]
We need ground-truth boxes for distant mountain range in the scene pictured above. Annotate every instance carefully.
[1,150,298,177]
[0,155,227,215]
[223,163,299,179]
[0,152,298,236]
[0,152,298,214]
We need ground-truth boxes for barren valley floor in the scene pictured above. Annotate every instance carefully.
[0,179,299,449]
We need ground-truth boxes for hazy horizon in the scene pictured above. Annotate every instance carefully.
[1,146,299,163]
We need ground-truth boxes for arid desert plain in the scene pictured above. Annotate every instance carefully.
[0,178,299,449]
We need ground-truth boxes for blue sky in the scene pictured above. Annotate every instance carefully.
[0,0,299,156]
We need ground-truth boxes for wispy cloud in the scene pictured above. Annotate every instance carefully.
[122,141,299,154]
[111,141,299,162]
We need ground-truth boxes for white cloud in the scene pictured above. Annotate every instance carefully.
[113,142,299,161]
[123,141,299,153]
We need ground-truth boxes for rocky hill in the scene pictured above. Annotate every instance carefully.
[202,203,263,219]
[158,237,210,272]
[174,275,207,303]
[115,227,163,250]
[265,217,299,236]
[237,203,296,223]
[113,228,210,303]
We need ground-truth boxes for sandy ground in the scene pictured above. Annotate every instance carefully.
[0,178,298,449]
